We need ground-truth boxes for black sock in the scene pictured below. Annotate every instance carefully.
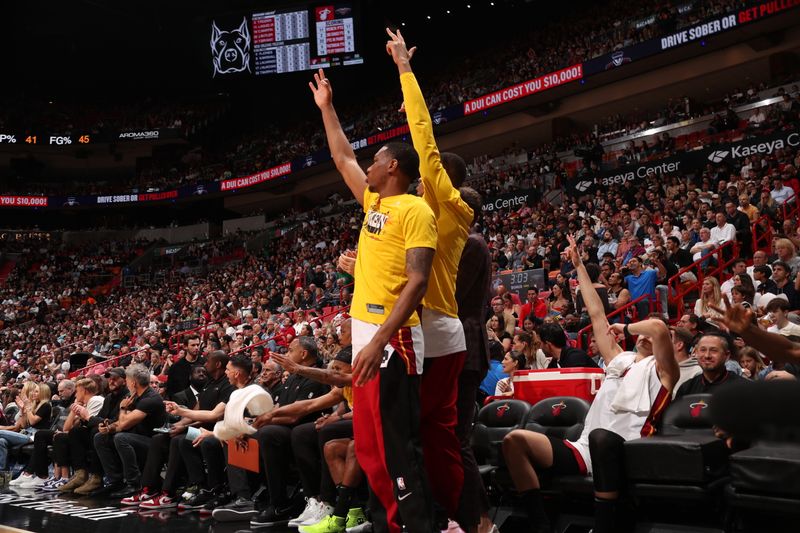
[520,489,550,531]
[593,497,617,533]
[332,485,356,518]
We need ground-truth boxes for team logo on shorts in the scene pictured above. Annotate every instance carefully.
[689,400,708,418]
[551,400,567,417]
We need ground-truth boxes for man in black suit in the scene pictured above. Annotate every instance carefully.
[172,366,208,408]
[454,187,495,532]
[539,323,599,368]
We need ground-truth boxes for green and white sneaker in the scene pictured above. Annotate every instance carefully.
[299,514,346,533]
[345,508,370,531]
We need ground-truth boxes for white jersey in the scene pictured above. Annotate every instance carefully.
[566,353,670,474]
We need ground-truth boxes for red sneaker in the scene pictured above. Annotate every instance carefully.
[139,492,177,510]
[121,488,153,506]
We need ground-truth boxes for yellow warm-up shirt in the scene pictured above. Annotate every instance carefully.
[400,72,474,319]
[350,189,437,327]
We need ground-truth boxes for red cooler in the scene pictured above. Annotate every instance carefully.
[511,367,605,405]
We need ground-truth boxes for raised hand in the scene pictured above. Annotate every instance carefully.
[308,68,332,109]
[385,28,416,67]
[709,294,753,334]
[566,234,582,267]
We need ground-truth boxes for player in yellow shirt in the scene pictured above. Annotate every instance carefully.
[310,69,437,533]
[387,28,476,530]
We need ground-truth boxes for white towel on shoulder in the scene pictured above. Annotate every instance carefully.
[610,354,656,414]
[213,384,274,441]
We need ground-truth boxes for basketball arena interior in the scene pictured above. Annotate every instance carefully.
[2,1,800,532]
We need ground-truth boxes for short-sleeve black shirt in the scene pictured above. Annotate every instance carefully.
[128,387,167,436]
[197,374,236,429]
[675,370,743,398]
[32,403,52,429]
[277,363,330,426]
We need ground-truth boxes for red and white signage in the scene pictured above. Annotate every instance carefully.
[463,64,583,115]
[220,162,292,191]
[0,195,48,207]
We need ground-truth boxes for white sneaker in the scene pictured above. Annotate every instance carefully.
[9,473,32,486]
[299,501,334,526]
[288,497,321,527]
[19,476,47,489]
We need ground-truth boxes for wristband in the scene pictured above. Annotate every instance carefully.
[623,324,630,337]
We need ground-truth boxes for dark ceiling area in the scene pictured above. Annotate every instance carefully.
[6,0,578,101]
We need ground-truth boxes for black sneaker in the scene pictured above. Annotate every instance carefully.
[250,505,294,528]
[200,489,231,516]
[211,497,257,522]
[179,488,217,511]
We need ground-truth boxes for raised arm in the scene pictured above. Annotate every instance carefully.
[711,296,800,363]
[271,351,352,388]
[611,319,679,391]
[352,246,435,386]
[567,235,621,365]
[388,29,463,216]
[309,69,367,204]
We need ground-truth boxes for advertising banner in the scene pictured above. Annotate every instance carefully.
[481,189,538,212]
[463,64,583,116]
[598,128,799,186]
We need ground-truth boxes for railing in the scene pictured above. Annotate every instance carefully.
[781,191,798,224]
[752,214,774,255]
[167,320,219,352]
[666,240,739,318]
[577,294,650,351]
[68,345,151,379]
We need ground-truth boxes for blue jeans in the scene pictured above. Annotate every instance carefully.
[0,430,33,469]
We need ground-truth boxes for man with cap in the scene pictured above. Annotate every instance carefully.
[65,366,130,495]
[92,363,167,498]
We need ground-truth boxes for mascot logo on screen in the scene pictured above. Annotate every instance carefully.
[211,18,251,76]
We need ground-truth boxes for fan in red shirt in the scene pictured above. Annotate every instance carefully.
[519,287,548,327]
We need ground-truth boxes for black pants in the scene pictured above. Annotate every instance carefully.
[182,433,213,488]
[52,432,70,466]
[455,369,490,529]
[255,424,295,508]
[213,438,253,500]
[25,429,55,478]
[140,433,188,493]
[60,426,100,474]
[291,420,354,504]
[588,428,626,493]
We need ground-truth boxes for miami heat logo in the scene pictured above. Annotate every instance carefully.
[551,401,567,417]
[496,403,511,418]
[210,18,251,76]
[689,400,708,418]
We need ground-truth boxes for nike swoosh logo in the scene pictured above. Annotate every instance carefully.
[397,492,413,501]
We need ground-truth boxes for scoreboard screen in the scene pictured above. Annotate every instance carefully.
[210,3,363,78]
